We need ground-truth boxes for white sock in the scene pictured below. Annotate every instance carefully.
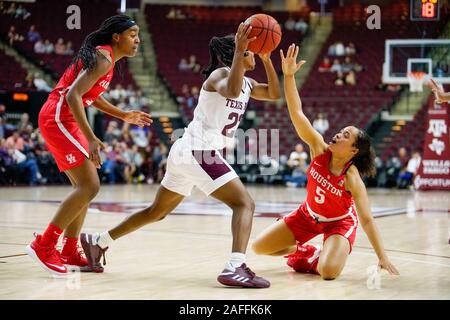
[96,231,113,249]
[227,252,246,270]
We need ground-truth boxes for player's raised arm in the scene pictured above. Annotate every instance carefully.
[281,44,327,157]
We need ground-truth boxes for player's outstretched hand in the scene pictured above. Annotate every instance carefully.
[235,22,256,53]
[428,78,445,103]
[280,44,306,76]
[378,258,400,276]
[123,110,153,127]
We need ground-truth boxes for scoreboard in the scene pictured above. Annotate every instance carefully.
[410,0,441,21]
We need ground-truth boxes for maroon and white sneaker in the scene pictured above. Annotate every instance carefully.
[217,263,270,288]
[80,233,107,273]
[26,234,68,276]
[60,247,91,272]
[285,244,321,274]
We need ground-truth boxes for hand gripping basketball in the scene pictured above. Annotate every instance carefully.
[235,22,257,53]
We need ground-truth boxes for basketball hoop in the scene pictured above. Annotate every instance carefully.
[407,72,427,92]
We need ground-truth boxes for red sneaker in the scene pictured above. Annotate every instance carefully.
[79,233,107,273]
[26,234,68,276]
[60,247,91,272]
[285,244,321,274]
[217,263,270,288]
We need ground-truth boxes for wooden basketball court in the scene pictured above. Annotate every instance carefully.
[0,185,448,299]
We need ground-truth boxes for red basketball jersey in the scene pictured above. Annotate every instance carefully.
[41,45,114,121]
[305,150,354,218]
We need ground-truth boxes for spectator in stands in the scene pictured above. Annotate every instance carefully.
[54,38,66,55]
[152,141,168,182]
[0,103,6,120]
[341,56,354,73]
[328,42,336,56]
[385,147,409,188]
[27,25,41,43]
[0,117,5,140]
[64,41,74,55]
[178,58,190,71]
[330,59,342,73]
[34,39,46,54]
[7,25,24,46]
[334,71,344,86]
[17,113,31,131]
[130,124,150,148]
[335,41,345,56]
[104,120,122,144]
[33,73,52,92]
[6,138,43,185]
[177,84,190,104]
[6,131,25,151]
[42,39,54,54]
[284,16,295,31]
[187,85,199,108]
[110,84,128,101]
[14,4,30,20]
[318,57,331,72]
[398,150,421,189]
[188,55,201,73]
[294,18,308,34]
[284,156,308,188]
[166,7,186,19]
[345,71,356,85]
[129,89,151,110]
[6,2,16,16]
[288,143,308,165]
[345,42,356,55]
[313,113,329,135]
[284,144,308,187]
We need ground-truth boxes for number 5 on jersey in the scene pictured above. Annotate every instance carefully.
[315,186,325,204]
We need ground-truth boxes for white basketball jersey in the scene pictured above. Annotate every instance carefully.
[183,68,253,150]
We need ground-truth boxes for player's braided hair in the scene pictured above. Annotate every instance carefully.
[70,14,136,72]
[202,35,235,78]
[352,129,376,178]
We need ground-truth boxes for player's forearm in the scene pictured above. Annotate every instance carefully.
[361,219,389,261]
[262,59,281,99]
[226,49,246,97]
[66,93,96,141]
[92,96,126,120]
[284,75,304,114]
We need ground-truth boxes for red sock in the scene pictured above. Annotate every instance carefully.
[40,223,63,247]
[61,236,78,257]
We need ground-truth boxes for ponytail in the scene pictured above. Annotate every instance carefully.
[202,35,235,78]
[352,129,376,178]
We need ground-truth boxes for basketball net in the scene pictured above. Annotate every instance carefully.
[407,72,428,93]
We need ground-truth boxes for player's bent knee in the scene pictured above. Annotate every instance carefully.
[319,264,342,280]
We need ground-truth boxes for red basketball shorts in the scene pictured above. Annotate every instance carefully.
[39,100,89,172]
[284,203,358,253]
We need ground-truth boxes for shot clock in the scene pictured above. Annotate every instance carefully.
[410,0,440,21]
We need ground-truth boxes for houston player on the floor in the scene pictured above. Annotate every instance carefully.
[25,15,152,276]
[80,23,280,288]
[252,44,399,280]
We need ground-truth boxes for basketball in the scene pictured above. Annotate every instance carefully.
[244,13,282,55]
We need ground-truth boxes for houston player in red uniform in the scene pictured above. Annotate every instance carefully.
[252,44,399,280]
[26,15,152,276]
